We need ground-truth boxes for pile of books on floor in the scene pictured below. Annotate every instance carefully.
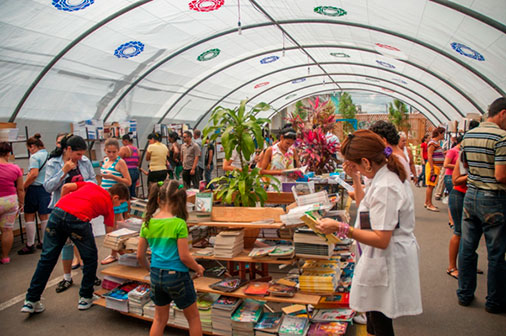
[130,198,148,218]
[127,284,150,315]
[197,293,219,333]
[299,259,341,294]
[118,253,140,267]
[213,229,244,258]
[104,282,139,313]
[103,228,138,251]
[231,299,264,336]
[211,295,243,335]
[294,227,335,259]
[142,300,155,318]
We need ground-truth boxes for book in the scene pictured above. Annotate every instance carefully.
[249,246,276,258]
[254,312,283,334]
[300,211,341,245]
[209,277,248,292]
[268,283,297,297]
[244,282,270,296]
[307,322,348,336]
[231,299,264,336]
[282,304,307,315]
[279,315,310,336]
[311,308,355,322]
[316,293,350,308]
[283,165,308,175]
[268,245,295,258]
[195,192,212,215]
[213,229,244,258]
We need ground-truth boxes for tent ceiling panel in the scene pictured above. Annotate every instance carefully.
[0,0,503,125]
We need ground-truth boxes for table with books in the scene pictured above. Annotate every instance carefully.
[94,190,358,335]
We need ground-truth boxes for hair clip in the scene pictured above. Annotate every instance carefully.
[157,181,164,186]
[384,146,393,158]
[178,184,184,189]
[347,133,355,140]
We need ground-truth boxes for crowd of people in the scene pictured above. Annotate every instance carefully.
[0,97,504,335]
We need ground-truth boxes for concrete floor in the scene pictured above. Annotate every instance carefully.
[0,186,504,335]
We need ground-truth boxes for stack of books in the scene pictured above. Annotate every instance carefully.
[101,275,126,291]
[130,199,148,218]
[104,282,138,313]
[124,237,140,251]
[231,299,264,336]
[103,228,138,251]
[211,296,243,335]
[279,315,310,336]
[259,227,279,239]
[169,303,188,328]
[118,253,140,267]
[142,300,156,319]
[299,259,341,294]
[248,246,276,258]
[127,284,151,315]
[254,312,283,335]
[294,228,334,259]
[197,293,220,333]
[307,322,348,335]
[123,217,143,232]
[213,230,244,258]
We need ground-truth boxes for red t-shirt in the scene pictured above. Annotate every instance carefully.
[56,182,115,227]
[454,183,467,194]
[420,142,428,161]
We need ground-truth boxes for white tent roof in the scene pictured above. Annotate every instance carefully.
[1,0,505,127]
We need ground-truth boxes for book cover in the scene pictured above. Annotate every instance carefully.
[311,308,355,322]
[195,192,212,214]
[268,245,294,258]
[254,312,283,331]
[230,299,264,323]
[300,212,341,245]
[307,321,348,336]
[244,282,270,296]
[209,277,248,292]
[248,246,276,258]
[279,315,309,335]
[268,283,297,297]
[212,295,242,311]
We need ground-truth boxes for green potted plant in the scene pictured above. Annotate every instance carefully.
[203,99,278,207]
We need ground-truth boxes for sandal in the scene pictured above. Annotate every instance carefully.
[447,268,458,279]
[71,262,83,270]
[426,205,440,212]
[100,255,118,265]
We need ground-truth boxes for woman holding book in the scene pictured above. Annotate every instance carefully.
[316,130,422,336]
[259,126,300,183]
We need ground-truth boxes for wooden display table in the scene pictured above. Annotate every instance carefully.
[99,265,320,306]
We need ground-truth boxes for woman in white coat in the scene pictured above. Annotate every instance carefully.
[317,130,422,336]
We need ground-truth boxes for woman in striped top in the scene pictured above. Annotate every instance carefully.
[120,134,139,198]
[425,127,446,211]
[100,138,131,265]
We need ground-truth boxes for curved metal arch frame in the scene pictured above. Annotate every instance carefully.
[8,0,154,122]
[264,81,444,125]
[246,74,450,121]
[10,12,500,122]
[268,88,442,126]
[192,59,467,129]
[102,21,493,123]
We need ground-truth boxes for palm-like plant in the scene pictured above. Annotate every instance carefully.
[203,100,278,206]
[388,99,410,133]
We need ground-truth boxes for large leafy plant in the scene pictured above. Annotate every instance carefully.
[388,99,410,134]
[203,100,278,207]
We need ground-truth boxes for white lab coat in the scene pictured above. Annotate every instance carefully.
[350,165,422,319]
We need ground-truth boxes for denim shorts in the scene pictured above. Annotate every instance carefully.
[24,185,52,215]
[150,268,196,309]
[449,189,465,236]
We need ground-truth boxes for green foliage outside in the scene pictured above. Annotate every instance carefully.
[337,92,357,135]
[388,99,411,133]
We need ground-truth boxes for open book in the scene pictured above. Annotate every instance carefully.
[282,165,308,175]
[300,211,341,245]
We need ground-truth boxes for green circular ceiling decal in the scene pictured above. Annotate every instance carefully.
[314,6,347,17]
[286,94,297,100]
[197,48,220,61]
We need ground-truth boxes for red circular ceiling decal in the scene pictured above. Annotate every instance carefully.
[382,88,394,93]
[254,82,270,89]
[189,0,224,12]
[376,43,400,52]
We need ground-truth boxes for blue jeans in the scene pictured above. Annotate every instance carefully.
[128,168,139,198]
[448,189,465,236]
[205,164,214,189]
[444,175,453,194]
[457,187,506,309]
[26,208,98,302]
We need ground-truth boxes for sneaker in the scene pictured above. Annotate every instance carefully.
[55,279,73,293]
[353,313,367,325]
[78,296,95,310]
[94,277,102,286]
[18,244,36,255]
[0,257,10,264]
[21,300,45,313]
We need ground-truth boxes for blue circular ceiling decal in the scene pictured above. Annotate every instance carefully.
[292,78,306,84]
[451,42,485,61]
[392,78,407,85]
[52,0,94,12]
[376,60,395,69]
[114,41,145,59]
[260,56,279,64]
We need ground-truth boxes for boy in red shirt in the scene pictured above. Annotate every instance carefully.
[21,182,129,313]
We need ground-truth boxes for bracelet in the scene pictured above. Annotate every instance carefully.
[348,226,354,238]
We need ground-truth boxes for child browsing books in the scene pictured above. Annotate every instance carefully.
[137,179,205,336]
